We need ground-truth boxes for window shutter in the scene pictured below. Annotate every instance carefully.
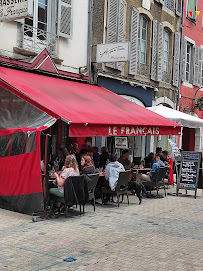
[176,0,182,16]
[57,0,72,39]
[157,23,164,82]
[181,39,187,82]
[172,32,180,87]
[193,45,199,86]
[129,7,139,75]
[198,48,203,87]
[151,20,158,81]
[106,0,119,69]
[117,0,126,71]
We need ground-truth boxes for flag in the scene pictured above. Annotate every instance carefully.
[189,11,193,17]
[196,11,200,16]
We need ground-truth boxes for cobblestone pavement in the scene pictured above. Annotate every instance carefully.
[1,187,203,271]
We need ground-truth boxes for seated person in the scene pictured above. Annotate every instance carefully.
[144,152,155,168]
[105,154,125,190]
[105,154,144,204]
[137,153,165,182]
[81,155,96,175]
[99,146,109,169]
[93,146,100,168]
[49,154,79,212]
[118,149,134,169]
[156,147,162,155]
[76,149,88,171]
[162,150,173,185]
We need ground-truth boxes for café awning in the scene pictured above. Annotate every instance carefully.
[0,66,181,137]
[147,105,203,129]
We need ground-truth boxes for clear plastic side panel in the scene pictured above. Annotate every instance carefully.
[0,131,36,158]
[0,86,55,130]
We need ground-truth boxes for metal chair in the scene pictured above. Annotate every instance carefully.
[143,167,167,197]
[87,173,100,211]
[101,171,131,207]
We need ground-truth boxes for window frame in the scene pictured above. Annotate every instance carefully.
[163,29,169,72]
[137,15,148,65]
[186,0,197,22]
[186,42,192,82]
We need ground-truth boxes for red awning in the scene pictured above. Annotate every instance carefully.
[0,66,181,137]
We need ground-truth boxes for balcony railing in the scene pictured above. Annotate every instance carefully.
[18,24,59,58]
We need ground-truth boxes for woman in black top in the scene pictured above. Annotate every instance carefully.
[81,155,96,174]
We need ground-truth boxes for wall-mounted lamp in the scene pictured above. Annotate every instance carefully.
[129,82,134,87]
[154,87,159,92]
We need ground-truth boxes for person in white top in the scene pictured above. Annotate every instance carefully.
[105,155,125,190]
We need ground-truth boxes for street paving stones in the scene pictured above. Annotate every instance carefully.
[1,187,203,270]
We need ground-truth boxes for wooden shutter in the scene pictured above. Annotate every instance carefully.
[157,22,164,82]
[198,48,203,87]
[106,0,119,69]
[129,7,139,75]
[117,0,126,71]
[176,0,182,16]
[181,39,187,82]
[57,0,72,38]
[193,45,199,86]
[173,32,180,87]
[151,20,158,81]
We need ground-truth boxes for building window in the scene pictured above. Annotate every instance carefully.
[25,0,48,40]
[163,29,169,72]
[186,43,192,82]
[164,0,174,11]
[187,0,197,21]
[137,16,147,64]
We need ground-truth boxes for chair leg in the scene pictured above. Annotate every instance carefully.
[80,205,81,216]
[101,191,104,205]
[117,193,119,208]
[65,204,68,218]
[93,196,96,212]
[127,193,129,205]
[83,205,84,215]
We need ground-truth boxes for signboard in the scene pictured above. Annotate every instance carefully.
[168,139,181,158]
[0,0,33,22]
[177,151,201,198]
[96,42,130,63]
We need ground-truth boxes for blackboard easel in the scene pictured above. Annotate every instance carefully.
[177,151,202,199]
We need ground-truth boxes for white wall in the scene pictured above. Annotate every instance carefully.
[0,21,18,53]
[57,0,89,74]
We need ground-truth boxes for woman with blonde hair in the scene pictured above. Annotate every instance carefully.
[49,154,79,198]
[81,155,96,174]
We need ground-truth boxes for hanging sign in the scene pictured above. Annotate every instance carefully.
[96,42,130,63]
[177,151,202,198]
[0,0,33,22]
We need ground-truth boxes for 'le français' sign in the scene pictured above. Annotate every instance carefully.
[0,0,33,21]
[108,126,160,136]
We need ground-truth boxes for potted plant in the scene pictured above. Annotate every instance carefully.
[194,96,203,111]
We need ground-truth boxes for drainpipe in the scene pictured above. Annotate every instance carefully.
[87,0,93,84]
[177,0,185,110]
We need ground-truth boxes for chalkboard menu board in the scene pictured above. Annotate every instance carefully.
[177,151,202,198]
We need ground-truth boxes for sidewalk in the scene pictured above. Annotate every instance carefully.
[0,187,203,271]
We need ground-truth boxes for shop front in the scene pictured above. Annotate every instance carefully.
[0,66,181,214]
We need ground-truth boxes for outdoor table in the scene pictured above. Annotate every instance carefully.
[131,167,151,174]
